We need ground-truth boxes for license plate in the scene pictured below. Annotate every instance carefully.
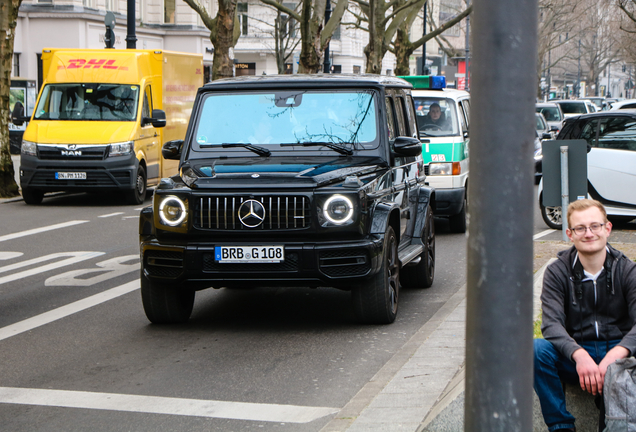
[56,172,87,180]
[215,246,284,263]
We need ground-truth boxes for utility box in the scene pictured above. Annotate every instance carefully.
[542,140,588,207]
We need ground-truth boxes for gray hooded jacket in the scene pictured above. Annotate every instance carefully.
[541,244,636,360]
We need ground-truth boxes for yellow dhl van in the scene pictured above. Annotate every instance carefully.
[18,48,202,204]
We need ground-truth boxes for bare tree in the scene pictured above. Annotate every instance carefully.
[392,0,472,76]
[250,1,301,74]
[260,0,348,73]
[0,0,22,198]
[183,0,241,80]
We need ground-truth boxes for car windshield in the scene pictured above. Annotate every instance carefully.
[536,114,547,130]
[193,90,378,150]
[412,97,460,137]
[34,83,139,121]
[558,102,587,114]
[537,106,563,122]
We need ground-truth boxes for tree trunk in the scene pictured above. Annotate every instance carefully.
[364,0,388,74]
[211,0,238,80]
[393,26,413,76]
[0,0,22,198]
[298,0,325,73]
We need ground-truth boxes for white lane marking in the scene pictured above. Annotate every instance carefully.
[0,280,138,341]
[533,229,556,240]
[0,252,23,261]
[45,255,139,286]
[0,220,89,243]
[123,216,139,219]
[0,387,339,424]
[98,212,124,218]
[0,252,105,285]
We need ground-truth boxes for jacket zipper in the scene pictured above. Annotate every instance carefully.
[593,279,599,338]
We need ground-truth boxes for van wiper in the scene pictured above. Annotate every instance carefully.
[219,143,271,157]
[280,141,353,156]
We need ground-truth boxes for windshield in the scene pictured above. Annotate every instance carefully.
[34,83,139,121]
[558,102,587,114]
[537,106,563,122]
[412,97,460,137]
[193,90,378,150]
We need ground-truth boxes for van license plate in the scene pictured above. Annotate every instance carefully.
[56,172,87,180]
[215,246,284,263]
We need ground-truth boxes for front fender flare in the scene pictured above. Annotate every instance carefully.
[370,201,401,235]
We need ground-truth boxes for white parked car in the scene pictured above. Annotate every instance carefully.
[539,111,636,229]
[552,100,597,118]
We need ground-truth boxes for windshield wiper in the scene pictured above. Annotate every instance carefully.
[280,142,353,156]
[214,143,271,157]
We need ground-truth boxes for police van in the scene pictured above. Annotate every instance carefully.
[400,76,470,233]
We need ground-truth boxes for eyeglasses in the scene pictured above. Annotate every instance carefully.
[571,223,605,236]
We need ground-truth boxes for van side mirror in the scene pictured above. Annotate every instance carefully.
[393,136,422,157]
[11,102,27,126]
[144,109,167,128]
[162,140,183,160]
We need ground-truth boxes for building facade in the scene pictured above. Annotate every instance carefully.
[14,0,467,89]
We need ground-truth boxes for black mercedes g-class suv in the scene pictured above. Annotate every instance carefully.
[139,74,436,325]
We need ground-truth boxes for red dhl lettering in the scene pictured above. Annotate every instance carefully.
[64,59,128,71]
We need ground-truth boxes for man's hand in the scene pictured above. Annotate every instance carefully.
[572,348,603,395]
[598,345,630,383]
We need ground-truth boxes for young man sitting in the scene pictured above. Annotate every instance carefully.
[534,199,636,432]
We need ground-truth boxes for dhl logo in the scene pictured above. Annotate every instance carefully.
[58,59,129,71]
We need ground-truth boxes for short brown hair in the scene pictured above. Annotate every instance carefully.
[567,199,608,228]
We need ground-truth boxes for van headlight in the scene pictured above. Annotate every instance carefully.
[322,194,354,225]
[158,195,187,226]
[428,162,461,175]
[109,141,134,157]
[21,140,37,156]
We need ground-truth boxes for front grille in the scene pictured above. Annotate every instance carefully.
[38,145,108,161]
[144,250,184,278]
[194,195,311,230]
[29,169,129,188]
[202,252,299,272]
[319,249,370,277]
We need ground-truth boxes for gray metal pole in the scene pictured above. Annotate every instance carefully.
[560,146,569,241]
[126,0,137,49]
[465,0,537,430]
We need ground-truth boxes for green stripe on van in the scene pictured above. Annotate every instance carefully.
[421,142,467,163]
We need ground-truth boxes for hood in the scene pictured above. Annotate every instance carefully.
[24,120,138,144]
[185,156,387,188]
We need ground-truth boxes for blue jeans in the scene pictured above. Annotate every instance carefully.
[533,338,619,431]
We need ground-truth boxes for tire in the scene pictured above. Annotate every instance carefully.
[141,271,195,324]
[22,187,44,205]
[540,197,562,230]
[352,226,400,324]
[402,205,435,288]
[125,164,147,205]
[449,197,467,233]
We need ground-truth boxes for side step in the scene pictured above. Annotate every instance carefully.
[399,244,423,267]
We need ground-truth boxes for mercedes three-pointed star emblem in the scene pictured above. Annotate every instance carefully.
[238,199,266,228]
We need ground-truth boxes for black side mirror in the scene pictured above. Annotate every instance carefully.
[550,125,559,132]
[162,140,183,160]
[393,136,423,157]
[11,102,26,126]
[542,133,552,140]
[463,130,469,139]
[143,109,167,128]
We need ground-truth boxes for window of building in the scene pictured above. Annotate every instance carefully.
[439,0,461,37]
[105,0,117,12]
[281,3,297,38]
[83,0,94,7]
[353,65,361,74]
[13,53,20,77]
[238,3,248,36]
[37,0,52,3]
[331,24,341,40]
[165,0,176,24]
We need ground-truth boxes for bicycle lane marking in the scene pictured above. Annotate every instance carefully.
[0,220,89,243]
[0,280,138,342]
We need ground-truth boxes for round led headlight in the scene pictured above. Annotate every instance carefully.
[323,194,354,225]
[159,195,187,226]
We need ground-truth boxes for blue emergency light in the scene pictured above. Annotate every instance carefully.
[398,75,446,90]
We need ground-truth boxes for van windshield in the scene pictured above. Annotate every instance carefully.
[34,83,139,121]
[412,97,460,137]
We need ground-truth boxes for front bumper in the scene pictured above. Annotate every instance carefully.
[140,236,385,290]
[432,187,465,217]
[19,152,139,192]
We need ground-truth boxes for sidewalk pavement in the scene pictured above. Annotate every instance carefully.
[321,256,600,432]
